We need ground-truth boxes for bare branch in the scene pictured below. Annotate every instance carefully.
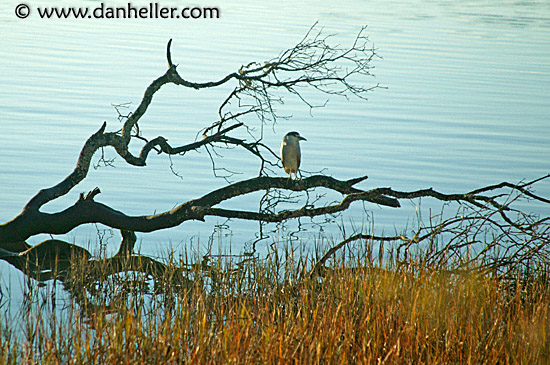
[2,28,548,287]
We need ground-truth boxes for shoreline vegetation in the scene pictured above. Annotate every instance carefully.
[1,235,549,364]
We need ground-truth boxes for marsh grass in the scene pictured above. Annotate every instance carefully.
[1,240,549,364]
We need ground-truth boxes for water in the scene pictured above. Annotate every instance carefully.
[1,0,549,265]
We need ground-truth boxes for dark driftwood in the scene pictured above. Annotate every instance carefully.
[0,175,399,248]
[0,28,384,281]
[1,30,549,286]
[0,28,381,250]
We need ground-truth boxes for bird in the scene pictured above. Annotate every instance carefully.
[280,131,307,180]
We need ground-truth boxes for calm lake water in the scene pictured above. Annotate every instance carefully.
[1,0,549,271]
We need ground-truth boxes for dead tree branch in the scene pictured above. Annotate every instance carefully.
[1,26,548,287]
[10,24,378,217]
[308,175,550,278]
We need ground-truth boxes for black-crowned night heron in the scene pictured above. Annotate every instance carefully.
[280,131,307,180]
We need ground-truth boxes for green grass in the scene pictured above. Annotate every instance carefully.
[1,244,549,364]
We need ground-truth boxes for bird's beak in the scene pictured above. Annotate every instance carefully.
[299,136,307,141]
